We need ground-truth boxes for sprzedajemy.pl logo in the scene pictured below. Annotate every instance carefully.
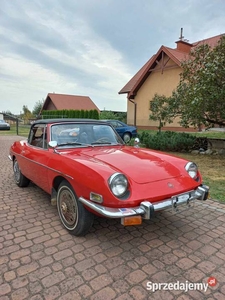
[146,278,217,293]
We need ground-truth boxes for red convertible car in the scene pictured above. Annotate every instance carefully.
[9,119,209,236]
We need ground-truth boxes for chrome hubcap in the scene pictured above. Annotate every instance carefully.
[61,202,67,213]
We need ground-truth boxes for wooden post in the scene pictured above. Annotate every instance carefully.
[16,118,19,135]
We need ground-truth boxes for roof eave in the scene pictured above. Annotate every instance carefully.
[129,46,182,97]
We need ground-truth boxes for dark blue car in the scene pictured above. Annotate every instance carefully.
[104,120,137,142]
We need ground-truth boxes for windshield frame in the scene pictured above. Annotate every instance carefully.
[50,122,124,148]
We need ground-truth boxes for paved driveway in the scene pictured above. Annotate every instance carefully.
[0,136,225,300]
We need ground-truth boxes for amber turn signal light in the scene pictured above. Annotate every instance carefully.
[121,216,142,226]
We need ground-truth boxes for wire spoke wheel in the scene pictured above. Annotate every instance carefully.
[13,160,21,183]
[57,180,94,236]
[13,159,30,187]
[58,187,78,228]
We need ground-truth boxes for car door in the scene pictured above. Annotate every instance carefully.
[22,124,51,193]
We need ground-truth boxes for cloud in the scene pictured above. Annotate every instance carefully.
[0,0,225,114]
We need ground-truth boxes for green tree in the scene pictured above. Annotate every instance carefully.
[32,99,44,116]
[172,36,225,128]
[100,110,117,120]
[99,110,127,122]
[149,94,175,132]
[22,105,33,124]
[3,110,13,116]
[92,109,100,120]
[149,36,225,129]
[115,112,127,123]
[80,109,85,118]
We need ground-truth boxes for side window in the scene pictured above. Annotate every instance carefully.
[116,122,123,128]
[29,125,47,149]
[110,121,117,128]
[111,121,122,128]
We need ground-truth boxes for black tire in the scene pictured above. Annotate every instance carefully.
[57,180,94,236]
[13,158,30,187]
[123,133,131,143]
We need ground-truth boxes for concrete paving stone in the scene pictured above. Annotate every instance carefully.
[77,284,93,298]
[1,136,225,299]
[10,287,29,300]
[82,268,97,281]
[59,290,81,300]
[43,285,61,300]
[129,285,149,300]
[94,264,107,275]
[90,286,116,300]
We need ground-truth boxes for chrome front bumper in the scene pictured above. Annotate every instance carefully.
[79,184,209,220]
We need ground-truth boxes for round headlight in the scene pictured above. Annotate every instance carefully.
[108,173,128,197]
[185,162,198,179]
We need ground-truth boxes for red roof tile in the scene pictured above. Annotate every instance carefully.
[119,55,155,95]
[119,33,224,96]
[41,93,100,113]
[192,34,223,48]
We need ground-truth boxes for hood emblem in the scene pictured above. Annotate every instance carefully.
[167,182,174,188]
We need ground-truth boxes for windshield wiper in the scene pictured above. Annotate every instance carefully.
[57,142,93,147]
[91,141,112,145]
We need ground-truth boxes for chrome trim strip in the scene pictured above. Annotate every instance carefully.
[79,196,145,218]
[79,185,209,219]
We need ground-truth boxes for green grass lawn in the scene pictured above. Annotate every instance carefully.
[169,152,225,203]
[190,131,225,139]
[0,124,30,137]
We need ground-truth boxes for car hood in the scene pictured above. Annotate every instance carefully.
[63,146,186,184]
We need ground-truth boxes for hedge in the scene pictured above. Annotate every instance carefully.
[139,131,197,152]
[41,109,99,120]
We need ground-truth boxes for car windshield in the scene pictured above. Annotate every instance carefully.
[51,123,123,147]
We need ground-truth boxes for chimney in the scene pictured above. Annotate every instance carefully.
[175,28,193,53]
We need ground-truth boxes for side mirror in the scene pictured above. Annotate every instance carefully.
[48,141,58,148]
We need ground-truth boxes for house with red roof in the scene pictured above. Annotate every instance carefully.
[119,32,224,131]
[40,93,100,115]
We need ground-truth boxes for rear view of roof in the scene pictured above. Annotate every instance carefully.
[42,93,100,112]
[119,33,224,96]
[192,34,223,48]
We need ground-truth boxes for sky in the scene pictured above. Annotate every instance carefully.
[0,0,225,115]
